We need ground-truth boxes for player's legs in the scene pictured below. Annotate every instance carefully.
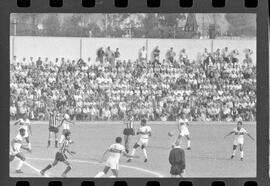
[61,160,72,177]
[54,132,59,148]
[239,144,244,161]
[40,159,58,175]
[95,166,110,177]
[110,169,119,177]
[25,136,31,151]
[141,144,148,162]
[186,135,191,150]
[48,131,52,147]
[15,153,26,173]
[124,135,130,153]
[127,143,140,162]
[231,144,238,159]
[9,155,15,162]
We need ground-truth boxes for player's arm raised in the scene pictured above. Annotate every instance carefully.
[13,119,21,126]
[21,145,31,152]
[224,131,234,139]
[246,132,255,141]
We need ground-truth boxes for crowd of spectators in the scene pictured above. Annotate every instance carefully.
[10,46,256,122]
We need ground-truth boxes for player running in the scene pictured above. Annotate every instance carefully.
[57,113,75,144]
[127,118,151,163]
[14,114,32,152]
[95,137,139,178]
[10,128,31,173]
[47,108,61,148]
[224,121,255,161]
[40,131,75,177]
[123,111,135,153]
[176,114,191,150]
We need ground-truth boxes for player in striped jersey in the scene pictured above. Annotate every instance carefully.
[10,128,31,173]
[14,114,32,152]
[95,137,139,178]
[57,113,75,144]
[47,108,60,148]
[123,111,135,153]
[40,131,75,177]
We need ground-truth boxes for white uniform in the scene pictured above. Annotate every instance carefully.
[233,127,248,145]
[10,134,23,156]
[63,114,70,130]
[17,119,30,138]
[178,119,189,136]
[105,143,125,170]
[137,126,151,147]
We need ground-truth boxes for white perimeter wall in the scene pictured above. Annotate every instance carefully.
[10,36,256,63]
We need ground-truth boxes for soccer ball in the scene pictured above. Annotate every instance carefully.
[168,131,174,137]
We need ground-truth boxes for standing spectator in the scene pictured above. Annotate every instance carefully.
[169,140,186,177]
[139,46,147,63]
[166,47,176,63]
[114,48,120,60]
[97,47,105,63]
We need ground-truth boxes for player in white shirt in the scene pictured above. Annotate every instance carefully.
[127,118,151,163]
[95,137,139,178]
[176,114,191,150]
[57,113,75,144]
[224,121,254,161]
[14,114,32,151]
[10,128,31,173]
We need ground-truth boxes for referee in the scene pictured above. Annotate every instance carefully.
[169,140,186,177]
[123,111,135,153]
[47,108,60,148]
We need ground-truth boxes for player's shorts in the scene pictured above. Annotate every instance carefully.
[10,150,25,161]
[62,129,71,135]
[123,128,135,136]
[170,164,184,176]
[49,126,59,133]
[137,138,149,147]
[55,152,67,162]
[233,138,244,145]
[179,127,190,136]
[105,158,119,170]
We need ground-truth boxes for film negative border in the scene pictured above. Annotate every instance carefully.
[0,0,269,186]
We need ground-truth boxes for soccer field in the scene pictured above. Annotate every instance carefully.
[10,121,256,178]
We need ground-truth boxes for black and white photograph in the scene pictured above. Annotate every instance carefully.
[9,13,256,177]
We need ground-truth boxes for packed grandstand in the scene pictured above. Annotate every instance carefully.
[10,46,256,122]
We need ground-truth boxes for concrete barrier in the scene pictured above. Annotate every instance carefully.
[10,36,256,64]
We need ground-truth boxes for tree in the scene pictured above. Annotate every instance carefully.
[225,14,256,37]
[43,14,61,36]
[61,15,87,37]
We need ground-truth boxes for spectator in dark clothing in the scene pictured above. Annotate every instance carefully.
[169,140,186,177]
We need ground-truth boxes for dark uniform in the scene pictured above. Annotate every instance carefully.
[169,146,186,177]
[123,116,135,153]
[49,113,59,133]
[55,139,70,162]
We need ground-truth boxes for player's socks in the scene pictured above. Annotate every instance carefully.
[28,143,32,151]
[240,151,244,159]
[95,171,105,177]
[16,160,24,171]
[187,140,191,149]
[142,148,148,160]
[63,165,71,175]
[42,164,52,173]
[47,140,51,147]
[55,140,58,148]
[59,135,64,144]
[128,149,136,161]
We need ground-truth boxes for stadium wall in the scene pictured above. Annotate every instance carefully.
[10,36,256,63]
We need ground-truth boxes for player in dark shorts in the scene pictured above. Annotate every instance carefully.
[47,108,60,148]
[40,131,75,177]
[123,111,135,153]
